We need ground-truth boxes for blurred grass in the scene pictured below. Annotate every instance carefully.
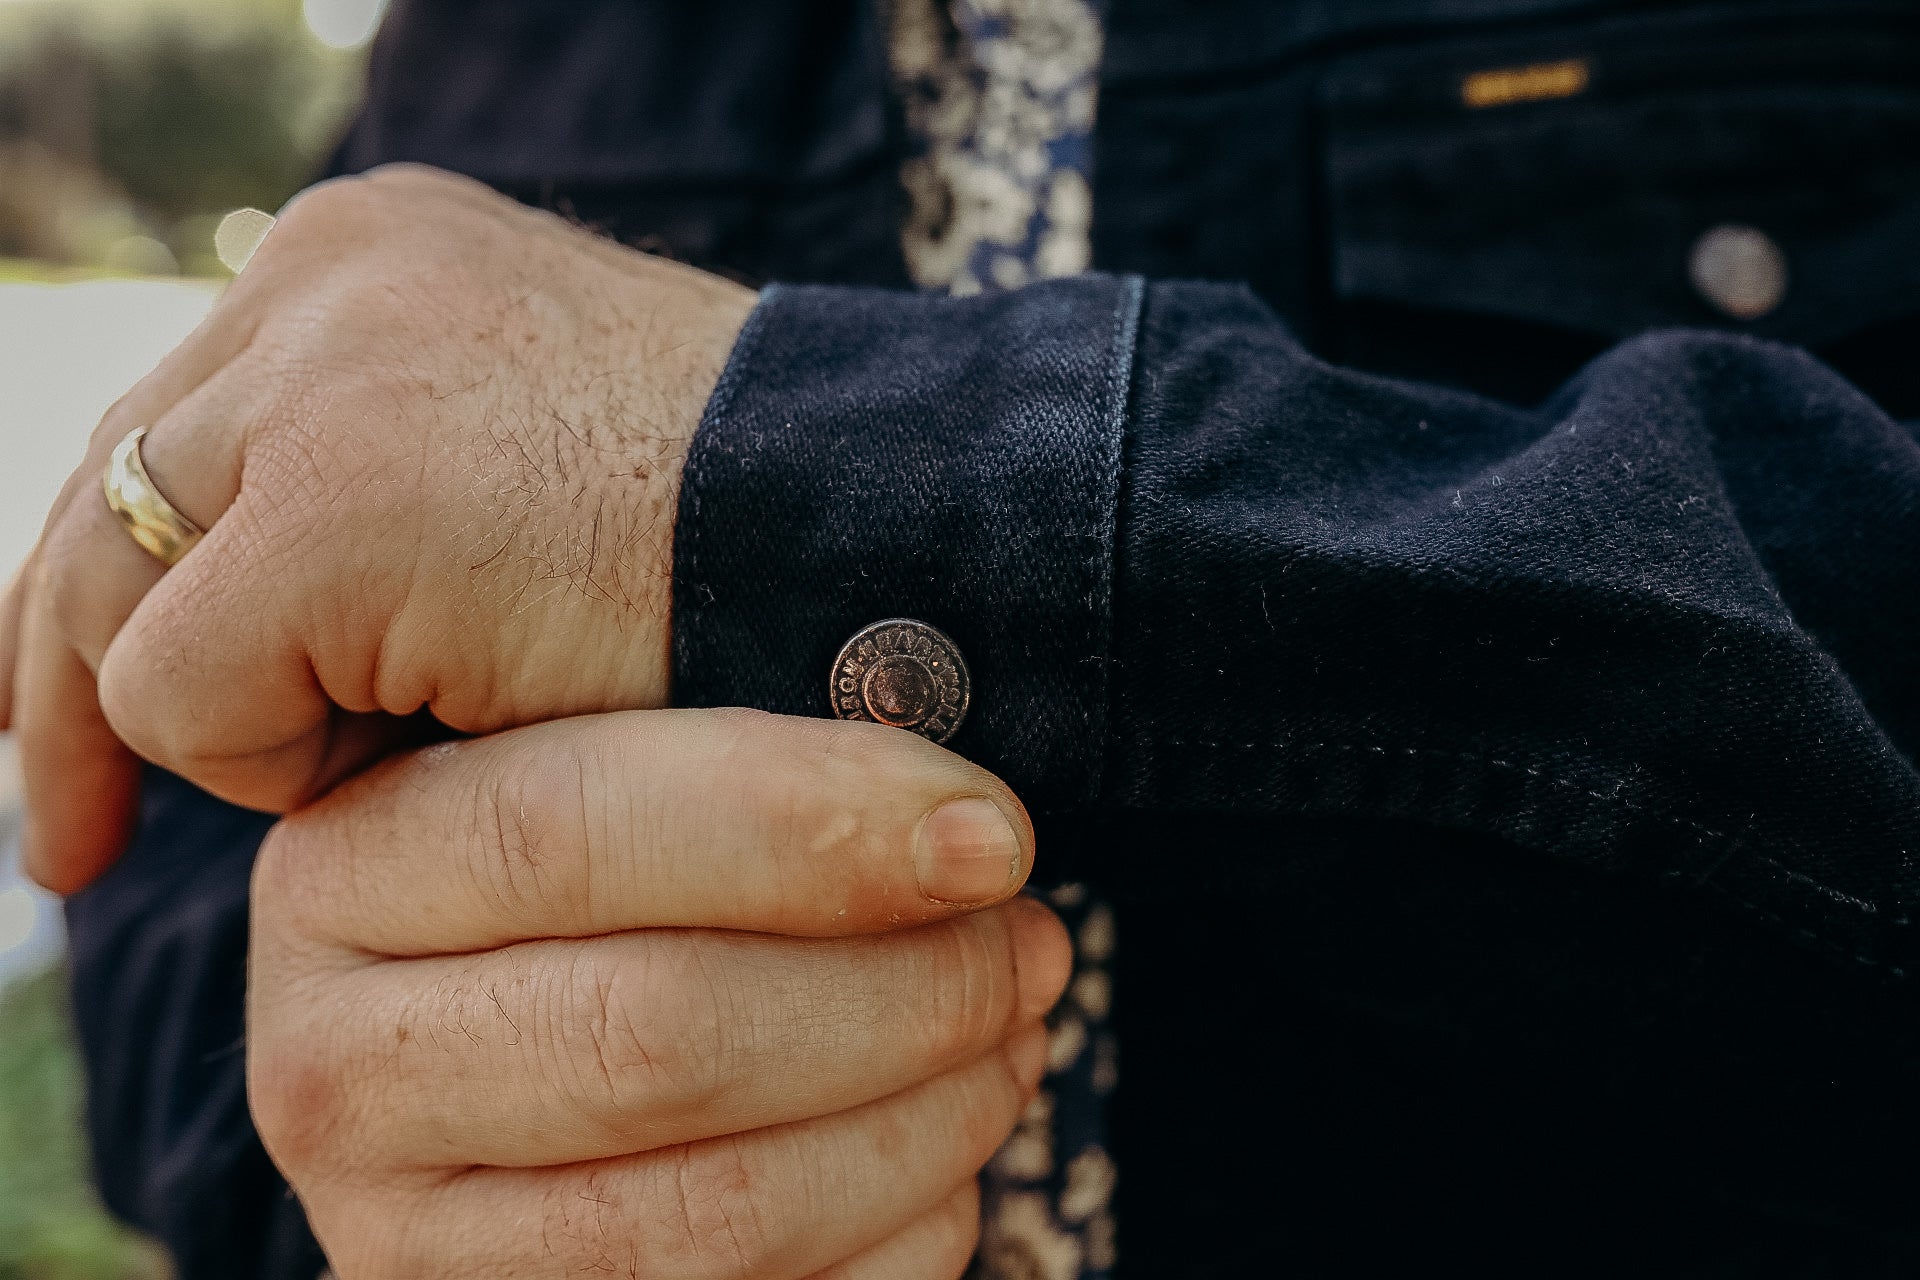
[0,967,171,1280]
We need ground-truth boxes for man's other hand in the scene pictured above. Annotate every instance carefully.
[248,708,1069,1279]
[1,164,757,890]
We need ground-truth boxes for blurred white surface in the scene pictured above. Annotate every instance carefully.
[0,275,216,984]
[0,276,217,575]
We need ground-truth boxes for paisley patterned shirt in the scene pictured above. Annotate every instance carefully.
[884,3,1117,1276]
[887,0,1104,296]
[975,884,1119,1280]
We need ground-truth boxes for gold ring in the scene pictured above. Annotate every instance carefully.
[102,425,204,567]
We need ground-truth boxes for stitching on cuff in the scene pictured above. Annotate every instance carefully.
[671,285,782,677]
[1087,276,1145,805]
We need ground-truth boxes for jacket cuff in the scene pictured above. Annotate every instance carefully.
[671,275,1145,810]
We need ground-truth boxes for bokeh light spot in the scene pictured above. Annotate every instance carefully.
[215,208,277,274]
[303,0,390,50]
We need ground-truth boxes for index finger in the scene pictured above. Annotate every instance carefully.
[256,707,1036,955]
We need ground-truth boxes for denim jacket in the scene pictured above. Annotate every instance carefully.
[67,1,1920,1274]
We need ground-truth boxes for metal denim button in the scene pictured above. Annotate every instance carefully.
[830,618,970,743]
[1688,224,1788,321]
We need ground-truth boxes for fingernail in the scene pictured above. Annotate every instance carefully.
[1007,1022,1050,1092]
[915,797,1022,905]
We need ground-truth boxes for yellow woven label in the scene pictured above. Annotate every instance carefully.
[1461,58,1591,109]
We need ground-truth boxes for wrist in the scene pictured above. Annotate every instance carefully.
[602,257,756,704]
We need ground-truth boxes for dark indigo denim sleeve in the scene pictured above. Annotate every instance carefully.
[674,276,1920,972]
[64,771,325,1280]
[674,275,1142,809]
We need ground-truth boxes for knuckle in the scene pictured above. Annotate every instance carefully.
[245,833,373,1180]
[713,718,912,891]
[472,740,594,934]
[361,161,484,199]
[90,646,159,757]
[565,954,661,1113]
[273,174,394,246]
[90,565,272,779]
[246,996,356,1180]
[811,715,919,782]
[560,941,729,1131]
[248,812,357,947]
[536,1167,637,1273]
[87,389,141,453]
[535,1145,772,1280]
[636,1137,773,1278]
[313,1194,455,1280]
[36,511,94,646]
[249,820,309,934]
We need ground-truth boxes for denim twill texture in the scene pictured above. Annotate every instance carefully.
[681,277,1920,973]
[63,774,321,1279]
[675,276,1143,810]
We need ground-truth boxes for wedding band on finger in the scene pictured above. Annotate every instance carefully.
[102,425,204,567]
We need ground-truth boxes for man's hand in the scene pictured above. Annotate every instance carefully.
[1,164,756,890]
[250,707,1070,1279]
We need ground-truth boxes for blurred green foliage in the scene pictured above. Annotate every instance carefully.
[0,967,171,1280]
[0,0,365,275]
